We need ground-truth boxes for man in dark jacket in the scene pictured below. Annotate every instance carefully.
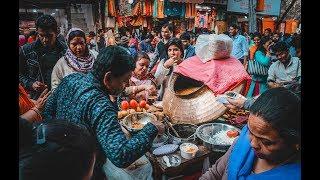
[43,46,165,179]
[19,15,67,99]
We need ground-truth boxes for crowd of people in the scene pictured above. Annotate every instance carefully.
[19,14,301,180]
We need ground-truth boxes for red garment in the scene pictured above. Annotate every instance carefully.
[27,36,35,44]
[174,56,251,95]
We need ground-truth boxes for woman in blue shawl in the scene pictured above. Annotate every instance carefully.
[200,87,301,180]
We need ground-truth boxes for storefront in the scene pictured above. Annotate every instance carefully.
[19,0,99,36]
[226,0,282,34]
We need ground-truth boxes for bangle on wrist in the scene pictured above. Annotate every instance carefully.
[31,107,42,120]
[133,86,136,94]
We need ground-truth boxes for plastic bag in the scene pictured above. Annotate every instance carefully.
[195,34,233,63]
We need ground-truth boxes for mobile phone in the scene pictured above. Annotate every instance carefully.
[226,92,238,99]
[216,96,230,104]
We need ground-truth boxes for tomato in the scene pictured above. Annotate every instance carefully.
[139,100,147,108]
[129,99,139,109]
[121,101,129,110]
[227,130,239,138]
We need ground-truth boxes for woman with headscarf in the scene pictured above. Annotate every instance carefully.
[51,28,98,90]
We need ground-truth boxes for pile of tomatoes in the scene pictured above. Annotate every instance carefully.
[118,99,150,119]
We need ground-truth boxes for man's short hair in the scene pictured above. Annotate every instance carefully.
[36,15,58,33]
[265,28,272,33]
[272,42,289,53]
[180,32,191,41]
[230,24,239,30]
[162,23,174,32]
[146,33,154,40]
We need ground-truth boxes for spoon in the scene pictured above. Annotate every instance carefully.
[163,155,171,167]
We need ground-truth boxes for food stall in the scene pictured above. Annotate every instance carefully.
[116,33,251,179]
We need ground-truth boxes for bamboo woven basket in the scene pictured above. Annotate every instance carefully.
[163,73,244,125]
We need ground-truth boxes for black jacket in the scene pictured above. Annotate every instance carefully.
[19,38,67,99]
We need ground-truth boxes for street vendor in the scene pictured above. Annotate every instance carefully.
[200,87,301,180]
[43,46,165,179]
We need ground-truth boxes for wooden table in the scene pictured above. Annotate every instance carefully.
[146,144,216,180]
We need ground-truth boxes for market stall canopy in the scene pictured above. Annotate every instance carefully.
[169,0,204,4]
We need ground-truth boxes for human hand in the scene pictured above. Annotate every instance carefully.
[266,51,272,57]
[34,88,51,112]
[32,81,47,92]
[163,57,176,69]
[223,91,247,109]
[144,85,157,95]
[150,120,165,135]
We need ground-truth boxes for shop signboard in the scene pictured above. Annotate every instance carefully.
[227,0,281,16]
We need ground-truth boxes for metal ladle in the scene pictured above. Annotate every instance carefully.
[163,115,181,138]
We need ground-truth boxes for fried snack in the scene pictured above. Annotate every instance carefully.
[131,121,143,129]
[118,110,128,119]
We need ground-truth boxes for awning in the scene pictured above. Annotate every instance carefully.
[169,0,204,4]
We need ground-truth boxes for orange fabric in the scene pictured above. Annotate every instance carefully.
[145,0,152,16]
[108,0,116,17]
[256,0,265,12]
[262,18,275,33]
[249,45,258,60]
[157,0,165,19]
[131,16,144,26]
[19,84,42,121]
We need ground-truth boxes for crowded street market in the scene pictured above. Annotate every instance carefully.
[19,0,301,179]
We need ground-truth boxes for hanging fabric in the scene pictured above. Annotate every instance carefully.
[157,0,165,19]
[119,0,132,16]
[106,17,116,28]
[108,0,116,17]
[164,1,185,17]
[143,17,148,28]
[117,16,125,27]
[145,0,153,17]
[132,2,140,16]
[153,0,158,18]
[131,16,144,26]
[104,0,108,18]
[194,12,200,28]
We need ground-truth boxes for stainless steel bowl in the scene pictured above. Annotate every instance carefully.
[196,123,240,152]
[167,123,199,145]
[121,112,157,132]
